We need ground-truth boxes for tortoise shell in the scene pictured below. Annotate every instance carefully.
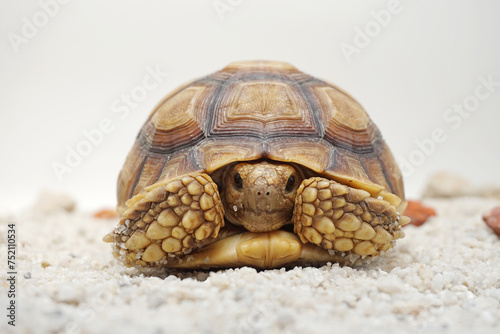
[117,60,405,214]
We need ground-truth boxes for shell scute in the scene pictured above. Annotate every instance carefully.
[117,61,405,213]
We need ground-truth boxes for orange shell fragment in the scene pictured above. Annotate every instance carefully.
[403,200,436,227]
[483,206,500,236]
[93,208,118,219]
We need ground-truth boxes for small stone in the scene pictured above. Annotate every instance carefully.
[482,206,500,236]
[403,200,436,226]
[24,272,32,279]
[93,208,117,219]
[33,190,76,214]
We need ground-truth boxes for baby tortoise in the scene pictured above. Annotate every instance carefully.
[104,60,410,269]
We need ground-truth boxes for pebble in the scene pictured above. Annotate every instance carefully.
[482,206,500,236]
[4,195,500,334]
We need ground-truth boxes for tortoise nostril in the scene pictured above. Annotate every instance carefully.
[256,190,272,196]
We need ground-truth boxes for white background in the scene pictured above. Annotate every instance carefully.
[1,0,499,213]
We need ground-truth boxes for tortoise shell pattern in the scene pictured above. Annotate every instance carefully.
[117,61,404,212]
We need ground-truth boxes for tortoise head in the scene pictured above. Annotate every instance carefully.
[222,161,304,232]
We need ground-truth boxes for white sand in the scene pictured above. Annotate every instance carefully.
[1,197,500,334]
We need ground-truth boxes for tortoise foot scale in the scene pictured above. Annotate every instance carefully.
[106,173,225,266]
[293,177,411,257]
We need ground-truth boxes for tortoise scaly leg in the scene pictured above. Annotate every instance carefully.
[105,173,224,267]
[293,177,410,258]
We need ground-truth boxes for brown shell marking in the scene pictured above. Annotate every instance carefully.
[117,60,404,212]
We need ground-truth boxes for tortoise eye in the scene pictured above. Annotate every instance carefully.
[233,173,243,190]
[285,175,296,192]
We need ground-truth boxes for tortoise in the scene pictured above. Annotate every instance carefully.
[104,60,410,270]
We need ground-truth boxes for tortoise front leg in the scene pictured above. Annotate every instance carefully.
[106,173,225,267]
[293,177,410,257]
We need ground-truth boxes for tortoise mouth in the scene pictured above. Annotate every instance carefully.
[165,225,343,269]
